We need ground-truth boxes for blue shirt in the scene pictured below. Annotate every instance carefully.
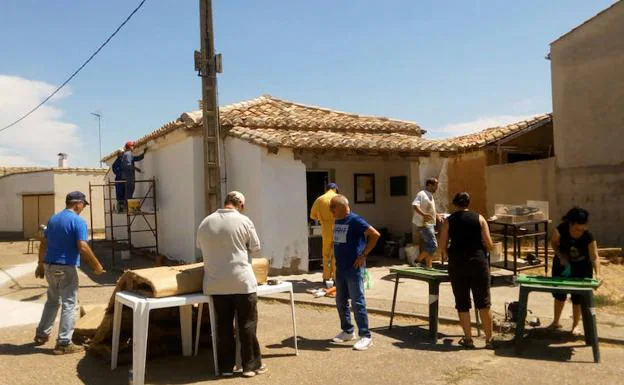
[44,209,89,266]
[120,150,145,180]
[333,212,370,270]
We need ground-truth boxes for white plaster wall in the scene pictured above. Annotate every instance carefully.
[224,138,309,271]
[260,148,308,271]
[53,172,106,231]
[305,158,413,237]
[103,134,201,263]
[0,171,54,233]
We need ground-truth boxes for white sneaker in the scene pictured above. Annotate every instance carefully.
[332,331,355,343]
[353,337,373,351]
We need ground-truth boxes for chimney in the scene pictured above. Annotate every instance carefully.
[57,153,68,168]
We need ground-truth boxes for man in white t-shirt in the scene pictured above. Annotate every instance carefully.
[412,177,439,268]
[196,191,267,378]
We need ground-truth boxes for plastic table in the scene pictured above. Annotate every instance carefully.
[111,291,210,385]
[514,274,601,363]
[388,266,480,342]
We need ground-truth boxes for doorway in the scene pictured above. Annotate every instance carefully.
[306,171,329,221]
[22,194,55,238]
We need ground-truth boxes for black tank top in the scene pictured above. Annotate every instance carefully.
[448,210,486,264]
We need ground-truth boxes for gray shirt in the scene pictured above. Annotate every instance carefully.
[197,208,261,295]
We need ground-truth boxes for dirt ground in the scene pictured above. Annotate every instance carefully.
[2,240,624,385]
[1,302,624,385]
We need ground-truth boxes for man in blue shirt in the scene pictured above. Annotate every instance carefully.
[34,191,105,354]
[111,150,126,212]
[120,141,147,204]
[329,194,380,351]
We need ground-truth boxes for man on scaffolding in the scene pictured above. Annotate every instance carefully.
[117,141,147,212]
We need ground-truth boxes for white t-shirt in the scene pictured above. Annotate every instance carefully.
[412,190,436,227]
[197,209,261,295]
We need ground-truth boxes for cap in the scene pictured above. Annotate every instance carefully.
[66,191,89,206]
[125,141,135,149]
[326,182,338,190]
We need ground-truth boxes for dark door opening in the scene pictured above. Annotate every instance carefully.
[306,171,329,222]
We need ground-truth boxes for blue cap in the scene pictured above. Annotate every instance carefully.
[65,191,89,206]
[326,183,338,190]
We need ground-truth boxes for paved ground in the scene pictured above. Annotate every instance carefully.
[2,240,624,385]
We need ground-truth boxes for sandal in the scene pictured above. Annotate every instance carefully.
[485,339,495,350]
[458,337,475,349]
[546,323,563,331]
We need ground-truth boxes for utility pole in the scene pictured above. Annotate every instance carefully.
[196,0,223,216]
[90,112,103,167]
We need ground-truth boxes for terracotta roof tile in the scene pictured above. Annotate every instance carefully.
[102,95,551,160]
[0,167,107,180]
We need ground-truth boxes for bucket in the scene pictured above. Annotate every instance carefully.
[127,199,141,214]
[490,242,503,262]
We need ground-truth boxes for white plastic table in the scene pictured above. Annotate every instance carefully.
[111,291,211,385]
[194,281,298,376]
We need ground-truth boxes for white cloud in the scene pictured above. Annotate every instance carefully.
[0,75,81,166]
[428,114,540,139]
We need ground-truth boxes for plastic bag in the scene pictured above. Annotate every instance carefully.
[364,268,372,290]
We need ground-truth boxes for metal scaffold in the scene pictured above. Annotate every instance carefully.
[88,178,159,271]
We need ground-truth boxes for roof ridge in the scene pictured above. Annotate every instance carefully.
[261,94,418,125]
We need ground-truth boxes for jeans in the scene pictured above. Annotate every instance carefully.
[36,264,79,345]
[335,266,370,338]
[418,225,438,255]
[212,293,262,373]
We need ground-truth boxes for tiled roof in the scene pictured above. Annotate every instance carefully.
[227,113,552,153]
[101,95,551,159]
[0,167,107,180]
[440,113,552,151]
[102,95,424,161]
[0,166,48,177]
[214,95,423,134]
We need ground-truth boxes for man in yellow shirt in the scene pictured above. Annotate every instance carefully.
[310,183,339,283]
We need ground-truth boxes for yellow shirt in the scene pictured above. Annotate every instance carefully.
[310,190,337,224]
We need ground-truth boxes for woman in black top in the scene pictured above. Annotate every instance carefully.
[439,192,495,349]
[549,207,600,335]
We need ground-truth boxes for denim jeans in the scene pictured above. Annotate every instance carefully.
[335,266,370,338]
[36,264,79,345]
[418,225,438,255]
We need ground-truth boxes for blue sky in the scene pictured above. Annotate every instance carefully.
[0,0,616,167]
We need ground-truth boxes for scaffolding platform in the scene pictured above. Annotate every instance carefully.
[89,178,159,271]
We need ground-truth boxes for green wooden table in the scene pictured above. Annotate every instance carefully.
[514,274,602,363]
[388,266,480,342]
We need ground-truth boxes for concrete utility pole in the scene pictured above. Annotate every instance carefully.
[196,0,223,216]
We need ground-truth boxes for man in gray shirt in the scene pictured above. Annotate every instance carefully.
[196,191,266,377]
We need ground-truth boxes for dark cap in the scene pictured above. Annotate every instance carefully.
[66,191,89,206]
[326,182,338,190]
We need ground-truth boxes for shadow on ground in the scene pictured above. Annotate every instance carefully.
[371,325,467,352]
[494,327,595,363]
[0,342,54,356]
[266,335,352,353]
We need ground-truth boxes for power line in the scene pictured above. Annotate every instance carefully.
[0,0,148,134]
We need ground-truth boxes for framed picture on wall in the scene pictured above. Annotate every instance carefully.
[389,176,408,196]
[354,173,376,204]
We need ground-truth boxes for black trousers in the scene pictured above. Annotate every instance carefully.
[212,293,262,373]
